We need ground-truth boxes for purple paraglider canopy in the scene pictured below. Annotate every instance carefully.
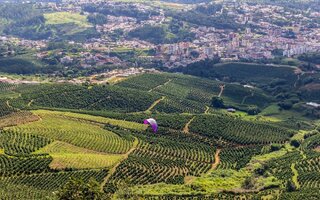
[144,118,158,133]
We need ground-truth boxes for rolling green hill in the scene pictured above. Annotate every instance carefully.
[0,72,319,199]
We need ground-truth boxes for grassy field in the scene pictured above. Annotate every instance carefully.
[35,141,125,169]
[48,110,146,131]
[131,165,255,196]
[261,104,314,124]
[44,12,91,27]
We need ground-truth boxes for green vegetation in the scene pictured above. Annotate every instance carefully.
[35,141,125,170]
[0,57,42,74]
[44,12,91,27]
[7,110,135,153]
[298,52,320,64]
[2,169,108,191]
[0,71,318,199]
[104,127,216,193]
[131,169,250,196]
[189,115,294,145]
[12,84,162,112]
[128,21,195,44]
[166,6,241,30]
[0,130,52,156]
[0,0,318,198]
[218,146,263,170]
[57,177,106,200]
[210,62,296,85]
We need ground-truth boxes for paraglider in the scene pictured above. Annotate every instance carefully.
[144,118,158,133]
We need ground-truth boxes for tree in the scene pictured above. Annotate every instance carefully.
[128,25,167,44]
[290,139,300,148]
[286,180,296,192]
[211,96,224,108]
[242,177,255,189]
[190,50,200,58]
[57,177,105,200]
[114,181,138,199]
[247,106,260,115]
[0,44,9,57]
[278,101,293,110]
[270,144,282,152]
[271,48,284,56]
[87,14,107,25]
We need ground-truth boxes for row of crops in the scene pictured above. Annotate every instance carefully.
[296,151,320,188]
[264,151,301,182]
[0,111,40,129]
[303,133,320,150]
[0,154,52,176]
[1,169,108,190]
[0,75,318,198]
[0,108,126,198]
[11,83,162,112]
[2,72,276,115]
[0,130,52,156]
[121,73,274,111]
[71,110,195,131]
[0,99,16,117]
[117,73,171,91]
[280,189,320,200]
[212,63,297,85]
[152,97,206,113]
[104,128,217,193]
[188,115,294,145]
[0,169,108,199]
[8,111,134,154]
[217,146,263,170]
[0,182,53,200]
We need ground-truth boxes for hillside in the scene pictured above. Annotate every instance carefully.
[0,72,319,199]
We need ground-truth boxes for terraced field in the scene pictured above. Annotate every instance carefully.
[7,110,135,154]
[0,72,318,199]
[104,131,215,193]
[0,107,139,198]
[35,141,125,170]
[131,73,274,112]
[189,115,294,145]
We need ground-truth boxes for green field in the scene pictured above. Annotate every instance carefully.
[35,141,125,169]
[6,110,135,154]
[44,12,91,27]
[0,72,319,199]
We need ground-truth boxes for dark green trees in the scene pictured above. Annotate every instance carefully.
[57,178,105,200]
[211,96,224,108]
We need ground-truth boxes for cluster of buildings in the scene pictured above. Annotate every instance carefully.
[0,36,47,58]
[86,2,320,67]
[2,1,320,70]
